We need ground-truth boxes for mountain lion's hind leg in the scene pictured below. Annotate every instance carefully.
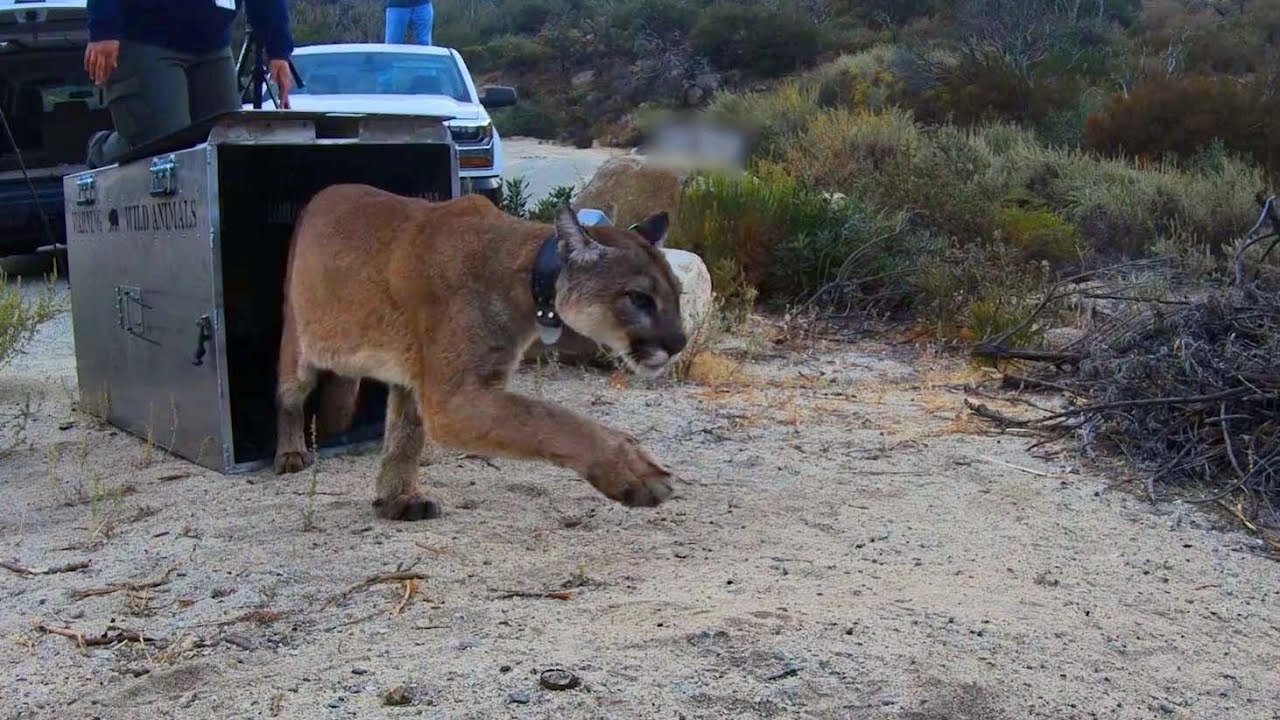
[274,318,318,475]
[372,385,441,521]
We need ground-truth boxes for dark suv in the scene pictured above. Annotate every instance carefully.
[0,0,108,258]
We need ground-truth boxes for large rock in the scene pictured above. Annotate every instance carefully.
[524,247,714,366]
[572,155,686,230]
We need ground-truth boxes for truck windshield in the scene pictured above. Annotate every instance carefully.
[289,51,471,102]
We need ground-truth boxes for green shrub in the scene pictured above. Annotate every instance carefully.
[505,0,556,34]
[1083,75,1279,181]
[914,240,1048,344]
[670,168,838,305]
[491,97,560,140]
[689,3,824,79]
[607,0,701,39]
[469,35,554,73]
[500,176,533,218]
[705,83,824,160]
[912,55,1084,129]
[993,207,1082,268]
[809,47,903,112]
[786,110,1006,240]
[531,184,576,222]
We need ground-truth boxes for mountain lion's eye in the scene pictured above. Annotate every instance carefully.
[627,291,656,313]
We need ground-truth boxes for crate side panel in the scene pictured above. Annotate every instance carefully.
[64,149,229,470]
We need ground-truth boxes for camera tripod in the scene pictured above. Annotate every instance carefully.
[235,25,304,109]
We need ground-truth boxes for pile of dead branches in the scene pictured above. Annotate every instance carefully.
[969,194,1280,540]
[973,281,1280,530]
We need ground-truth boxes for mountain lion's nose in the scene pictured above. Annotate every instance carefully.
[663,331,687,355]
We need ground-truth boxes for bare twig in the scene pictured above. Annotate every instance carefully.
[69,567,175,601]
[326,571,429,609]
[976,456,1059,478]
[492,589,577,601]
[2,559,90,577]
[36,623,165,649]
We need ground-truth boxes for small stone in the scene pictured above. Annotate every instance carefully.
[326,698,343,709]
[351,668,369,676]
[507,690,531,705]
[764,664,801,681]
[382,686,412,707]
[1159,703,1176,714]
[499,665,512,673]
[539,668,580,691]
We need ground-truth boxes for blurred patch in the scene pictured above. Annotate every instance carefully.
[643,115,747,174]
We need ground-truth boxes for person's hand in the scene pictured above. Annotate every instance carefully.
[269,59,292,109]
[84,40,120,86]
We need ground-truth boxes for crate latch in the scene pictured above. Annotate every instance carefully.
[149,155,178,196]
[115,286,148,336]
[75,175,96,206]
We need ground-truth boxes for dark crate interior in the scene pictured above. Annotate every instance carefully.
[216,143,454,467]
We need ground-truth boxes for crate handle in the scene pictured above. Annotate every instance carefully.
[192,315,212,366]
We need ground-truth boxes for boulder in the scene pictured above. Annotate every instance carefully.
[572,155,686,230]
[524,248,714,366]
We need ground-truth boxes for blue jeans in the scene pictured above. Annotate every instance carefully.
[385,3,433,45]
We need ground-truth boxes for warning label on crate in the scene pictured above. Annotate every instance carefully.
[120,198,201,233]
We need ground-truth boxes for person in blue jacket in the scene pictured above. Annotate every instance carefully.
[83,0,296,168]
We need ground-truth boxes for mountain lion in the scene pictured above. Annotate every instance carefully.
[273,184,687,521]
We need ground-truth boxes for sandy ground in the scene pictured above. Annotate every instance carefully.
[3,142,1280,719]
[3,269,1280,720]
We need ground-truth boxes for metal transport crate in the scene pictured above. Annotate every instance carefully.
[63,110,459,474]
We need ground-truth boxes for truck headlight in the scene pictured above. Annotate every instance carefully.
[449,123,493,144]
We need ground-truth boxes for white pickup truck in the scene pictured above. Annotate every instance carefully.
[245,43,517,205]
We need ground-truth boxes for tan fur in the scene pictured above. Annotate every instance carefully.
[273,184,687,520]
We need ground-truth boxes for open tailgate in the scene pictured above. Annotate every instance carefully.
[0,0,88,51]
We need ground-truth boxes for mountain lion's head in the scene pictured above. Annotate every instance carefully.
[553,207,687,376]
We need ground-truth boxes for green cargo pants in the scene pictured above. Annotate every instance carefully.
[87,42,241,169]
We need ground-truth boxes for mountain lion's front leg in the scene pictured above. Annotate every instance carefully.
[422,388,674,507]
[373,385,441,521]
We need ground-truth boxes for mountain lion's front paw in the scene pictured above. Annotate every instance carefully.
[274,450,310,475]
[374,493,443,521]
[588,435,674,508]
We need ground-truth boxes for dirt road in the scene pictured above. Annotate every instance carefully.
[500,137,624,203]
[2,147,1279,719]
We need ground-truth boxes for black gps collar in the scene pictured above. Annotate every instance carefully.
[531,233,563,338]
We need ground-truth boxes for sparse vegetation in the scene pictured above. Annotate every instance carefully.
[0,270,63,373]
[498,175,575,221]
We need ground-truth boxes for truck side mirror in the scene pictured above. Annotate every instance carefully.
[479,85,517,109]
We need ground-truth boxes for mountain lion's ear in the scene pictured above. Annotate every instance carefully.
[556,205,602,264]
[632,211,670,248]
